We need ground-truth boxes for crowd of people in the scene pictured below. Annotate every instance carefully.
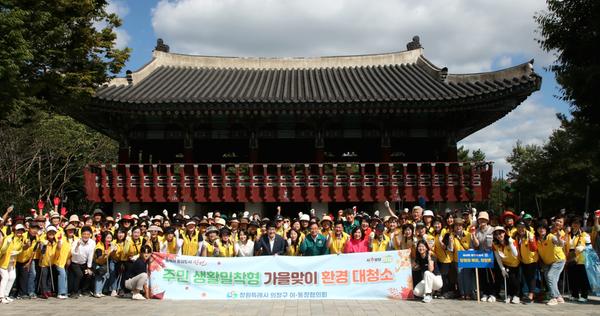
[0,202,598,304]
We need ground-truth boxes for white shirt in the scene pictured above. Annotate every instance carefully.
[234,240,254,257]
[71,238,96,268]
[269,237,275,253]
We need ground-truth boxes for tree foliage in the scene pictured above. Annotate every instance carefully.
[0,113,117,214]
[0,0,130,123]
[457,145,486,162]
[536,0,600,124]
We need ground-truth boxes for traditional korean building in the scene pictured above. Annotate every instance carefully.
[78,37,541,216]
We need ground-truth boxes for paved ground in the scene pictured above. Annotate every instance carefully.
[1,296,599,316]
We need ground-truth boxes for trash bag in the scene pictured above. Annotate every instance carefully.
[584,245,600,296]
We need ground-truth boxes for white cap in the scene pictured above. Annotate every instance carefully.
[46,226,57,233]
[15,224,26,231]
[423,210,434,217]
[300,214,310,221]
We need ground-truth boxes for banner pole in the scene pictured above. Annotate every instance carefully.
[476,268,480,303]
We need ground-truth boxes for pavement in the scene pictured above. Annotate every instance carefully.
[1,296,599,316]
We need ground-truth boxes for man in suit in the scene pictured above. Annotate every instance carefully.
[254,222,287,255]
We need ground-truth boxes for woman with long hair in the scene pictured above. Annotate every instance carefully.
[286,228,302,256]
[234,229,254,257]
[492,226,520,304]
[537,217,566,306]
[412,240,443,303]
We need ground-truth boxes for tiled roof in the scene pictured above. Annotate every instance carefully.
[94,50,541,106]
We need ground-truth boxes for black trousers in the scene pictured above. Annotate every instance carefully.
[438,262,451,294]
[68,263,91,294]
[15,262,29,296]
[521,263,537,294]
[502,266,520,298]
[478,267,498,296]
[568,264,590,299]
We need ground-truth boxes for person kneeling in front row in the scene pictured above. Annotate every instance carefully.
[412,240,443,303]
[124,245,152,300]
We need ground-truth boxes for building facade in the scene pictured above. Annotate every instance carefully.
[77,37,541,216]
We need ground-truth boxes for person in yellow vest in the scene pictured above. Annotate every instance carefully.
[215,227,235,257]
[500,210,518,238]
[536,218,566,306]
[320,215,333,238]
[447,218,473,300]
[275,215,288,238]
[126,226,146,261]
[394,224,416,256]
[492,226,520,304]
[16,222,40,299]
[328,221,349,255]
[147,225,162,253]
[285,228,302,256]
[201,226,219,257]
[422,210,435,236]
[54,224,76,299]
[38,226,60,299]
[370,223,392,252]
[93,230,116,298]
[514,220,538,303]
[160,227,182,255]
[229,217,240,243]
[566,217,591,302]
[432,218,453,298]
[0,224,25,304]
[181,221,203,256]
[111,228,128,297]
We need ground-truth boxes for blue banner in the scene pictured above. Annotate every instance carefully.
[457,250,494,268]
[148,250,414,300]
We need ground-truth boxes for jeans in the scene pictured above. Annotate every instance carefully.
[94,260,116,294]
[39,267,53,293]
[457,267,474,296]
[27,260,37,295]
[56,267,67,296]
[545,260,565,298]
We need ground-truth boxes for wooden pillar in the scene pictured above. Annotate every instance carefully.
[118,140,130,163]
[315,128,324,163]
[446,137,458,161]
[381,129,391,162]
[249,130,259,162]
[183,129,194,163]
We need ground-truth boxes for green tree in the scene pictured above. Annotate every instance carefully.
[0,113,117,214]
[0,0,130,123]
[536,0,600,124]
[457,145,486,162]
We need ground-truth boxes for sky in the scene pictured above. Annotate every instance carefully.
[107,0,567,174]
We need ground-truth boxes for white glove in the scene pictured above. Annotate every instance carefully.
[287,238,292,246]
[163,209,169,217]
[374,210,380,217]
[310,209,315,215]
[560,208,566,215]
[501,268,508,278]
[208,212,213,219]
[243,211,249,218]
[140,210,148,217]
[384,201,390,208]
[583,212,589,220]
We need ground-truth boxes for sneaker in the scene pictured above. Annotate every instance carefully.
[132,293,146,300]
[122,293,133,299]
[1,298,9,304]
[577,297,588,303]
[57,295,68,300]
[110,290,118,297]
[511,296,520,304]
[69,293,79,299]
[557,296,565,304]
[547,298,558,306]
[5,297,14,302]
[29,294,37,299]
[488,295,496,303]
[481,295,488,302]
[93,293,103,298]
[422,295,432,303]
